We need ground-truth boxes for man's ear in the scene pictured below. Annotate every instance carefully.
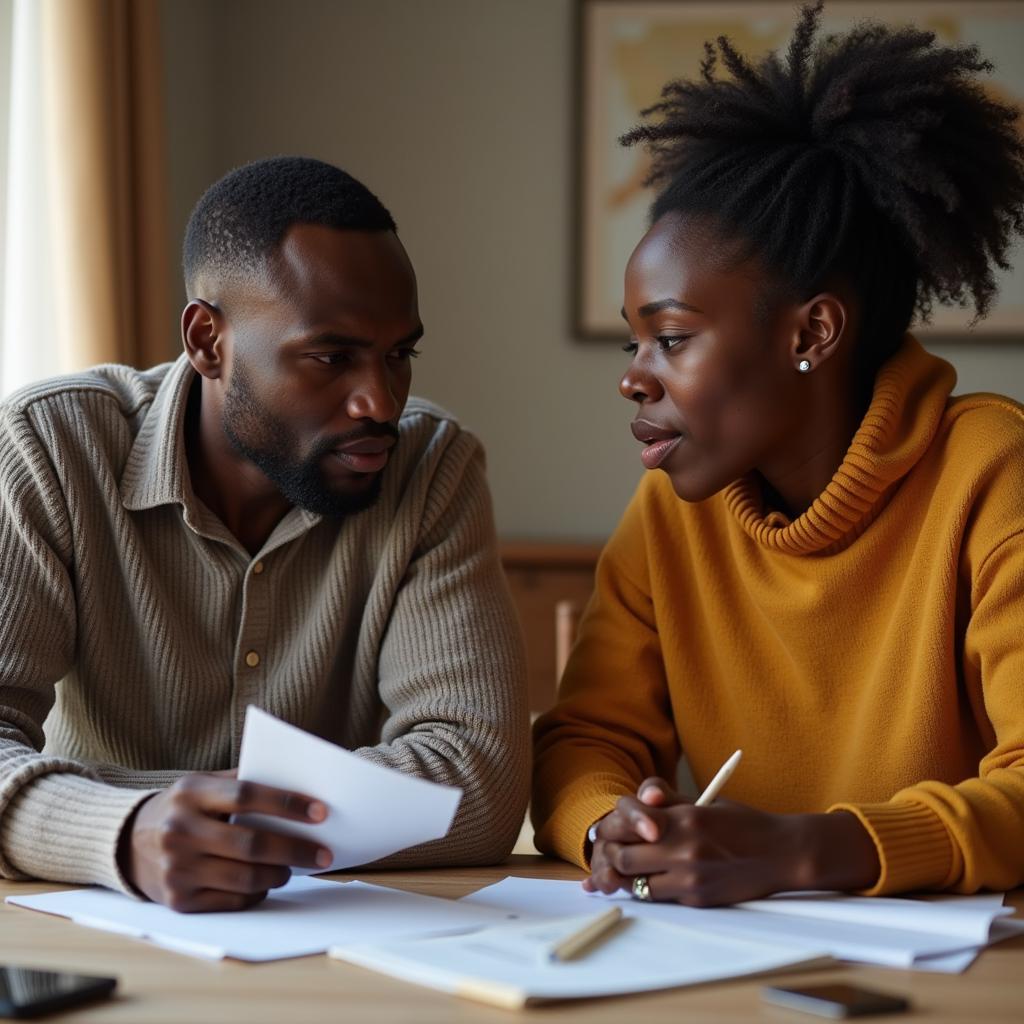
[182,299,226,380]
[788,293,847,374]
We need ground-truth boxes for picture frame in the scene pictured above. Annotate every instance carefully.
[575,0,1024,339]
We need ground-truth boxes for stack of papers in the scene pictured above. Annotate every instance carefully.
[7,876,512,961]
[330,912,830,1009]
[459,878,1024,974]
[9,872,1020,1006]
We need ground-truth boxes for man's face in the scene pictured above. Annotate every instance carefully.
[619,212,804,502]
[217,224,422,517]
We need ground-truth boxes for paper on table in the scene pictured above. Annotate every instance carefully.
[330,914,831,1008]
[739,891,1014,944]
[236,706,462,872]
[912,917,1024,974]
[910,949,981,973]
[460,878,1016,971]
[6,875,514,962]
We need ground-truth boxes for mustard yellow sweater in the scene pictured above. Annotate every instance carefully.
[533,338,1024,896]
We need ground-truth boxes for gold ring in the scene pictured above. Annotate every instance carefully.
[631,875,652,901]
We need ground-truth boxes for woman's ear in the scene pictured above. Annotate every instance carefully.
[182,299,226,380]
[789,293,847,374]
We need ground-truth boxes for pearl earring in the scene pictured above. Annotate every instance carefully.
[798,359,812,373]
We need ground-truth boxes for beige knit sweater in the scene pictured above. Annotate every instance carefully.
[0,357,529,893]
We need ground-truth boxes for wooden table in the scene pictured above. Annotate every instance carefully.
[3,857,1022,1022]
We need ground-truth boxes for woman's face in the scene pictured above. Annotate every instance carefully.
[619,212,810,503]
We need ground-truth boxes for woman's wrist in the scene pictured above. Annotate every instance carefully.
[791,811,881,892]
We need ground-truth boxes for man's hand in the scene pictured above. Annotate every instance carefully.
[583,777,880,906]
[121,771,330,912]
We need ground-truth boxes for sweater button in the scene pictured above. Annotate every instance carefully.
[252,561,264,575]
[245,651,260,668]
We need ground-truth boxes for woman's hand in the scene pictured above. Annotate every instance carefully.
[584,777,880,906]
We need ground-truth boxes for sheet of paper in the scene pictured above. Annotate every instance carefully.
[7,875,513,962]
[738,891,1013,944]
[460,877,1016,970]
[909,949,981,973]
[236,706,462,871]
[330,914,830,1007]
[911,918,1024,974]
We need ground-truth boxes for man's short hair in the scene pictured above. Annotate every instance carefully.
[182,156,396,296]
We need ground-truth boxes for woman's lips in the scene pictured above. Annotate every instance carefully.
[640,435,682,470]
[631,418,683,470]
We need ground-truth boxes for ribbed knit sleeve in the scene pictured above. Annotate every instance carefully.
[831,524,1024,895]
[0,402,155,892]
[532,482,681,869]
[357,432,530,866]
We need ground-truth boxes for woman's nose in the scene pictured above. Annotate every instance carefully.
[619,359,663,404]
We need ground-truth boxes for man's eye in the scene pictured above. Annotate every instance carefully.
[389,348,421,362]
[621,340,638,355]
[311,353,349,366]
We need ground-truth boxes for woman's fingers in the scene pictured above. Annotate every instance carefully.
[596,796,665,843]
[606,835,720,877]
[637,776,682,807]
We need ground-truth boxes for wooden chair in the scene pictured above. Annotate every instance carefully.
[500,542,600,716]
[554,598,581,694]
[511,597,584,856]
[500,544,600,856]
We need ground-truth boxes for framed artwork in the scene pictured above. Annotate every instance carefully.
[576,0,1024,338]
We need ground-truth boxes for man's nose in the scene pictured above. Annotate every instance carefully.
[345,363,400,423]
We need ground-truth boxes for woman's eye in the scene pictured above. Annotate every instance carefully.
[621,336,690,356]
[657,335,691,352]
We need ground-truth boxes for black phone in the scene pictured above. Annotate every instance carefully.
[0,967,116,1019]
[762,982,910,1019]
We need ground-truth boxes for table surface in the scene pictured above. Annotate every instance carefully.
[2,857,1022,1023]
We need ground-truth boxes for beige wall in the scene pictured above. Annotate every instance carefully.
[158,0,1024,543]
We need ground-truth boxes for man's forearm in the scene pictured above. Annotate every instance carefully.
[1,768,158,891]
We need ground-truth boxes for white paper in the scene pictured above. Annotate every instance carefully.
[460,878,1019,971]
[739,891,1013,944]
[330,914,830,1005]
[6,875,514,962]
[909,948,981,973]
[236,706,462,871]
[911,917,1024,974]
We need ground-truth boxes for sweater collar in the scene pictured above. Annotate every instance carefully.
[119,354,196,513]
[723,336,957,555]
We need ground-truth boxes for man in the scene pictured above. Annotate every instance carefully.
[0,157,529,911]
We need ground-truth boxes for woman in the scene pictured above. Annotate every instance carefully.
[532,1,1024,904]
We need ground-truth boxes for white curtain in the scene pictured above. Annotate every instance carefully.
[1,0,60,398]
[0,0,172,400]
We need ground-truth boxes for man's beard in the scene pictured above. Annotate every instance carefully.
[222,362,394,518]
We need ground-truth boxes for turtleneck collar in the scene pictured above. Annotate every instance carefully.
[723,336,957,555]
